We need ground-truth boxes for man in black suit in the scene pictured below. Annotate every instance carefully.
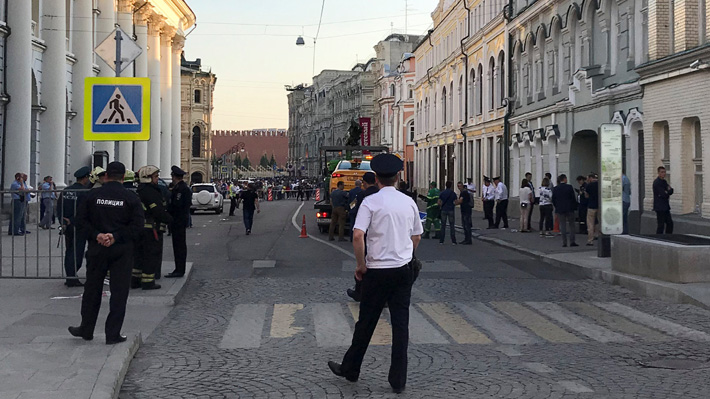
[653,166,674,234]
[552,174,579,248]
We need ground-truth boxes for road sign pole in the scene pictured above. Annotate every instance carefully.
[114,28,122,77]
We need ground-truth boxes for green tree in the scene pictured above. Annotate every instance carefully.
[234,154,242,168]
[269,153,277,167]
[242,156,251,169]
[260,154,269,168]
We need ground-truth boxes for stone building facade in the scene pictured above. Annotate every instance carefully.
[181,54,217,184]
[287,64,376,177]
[412,0,508,207]
[0,0,195,190]
[637,0,709,230]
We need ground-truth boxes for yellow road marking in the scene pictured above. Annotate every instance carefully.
[270,304,304,338]
[417,303,492,344]
[347,302,392,345]
[490,302,582,343]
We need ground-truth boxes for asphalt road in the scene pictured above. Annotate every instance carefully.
[120,199,710,399]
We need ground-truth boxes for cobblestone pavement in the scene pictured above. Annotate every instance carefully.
[120,201,710,398]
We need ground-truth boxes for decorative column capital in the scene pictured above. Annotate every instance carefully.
[134,4,153,26]
[161,25,178,43]
[117,0,136,13]
[172,34,186,52]
[147,14,166,36]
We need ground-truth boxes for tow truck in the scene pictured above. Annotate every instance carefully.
[313,146,389,233]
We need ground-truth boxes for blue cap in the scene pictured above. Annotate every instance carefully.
[370,154,402,178]
[74,166,92,179]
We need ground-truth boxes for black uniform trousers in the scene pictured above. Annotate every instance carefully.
[80,242,133,339]
[341,265,413,390]
[655,210,674,234]
[64,225,87,279]
[134,229,163,282]
[494,199,509,228]
[171,227,187,275]
[483,200,495,227]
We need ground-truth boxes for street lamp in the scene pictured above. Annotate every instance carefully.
[296,36,305,46]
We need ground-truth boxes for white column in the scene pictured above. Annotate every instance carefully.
[116,0,134,169]
[171,36,184,170]
[159,29,174,172]
[4,0,32,187]
[95,0,116,159]
[69,0,94,175]
[147,16,162,166]
[132,7,151,168]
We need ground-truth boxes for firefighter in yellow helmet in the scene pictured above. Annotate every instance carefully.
[123,170,137,190]
[132,166,173,290]
[89,167,107,188]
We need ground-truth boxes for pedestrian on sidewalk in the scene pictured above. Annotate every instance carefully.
[493,177,509,229]
[39,176,56,230]
[438,181,457,245]
[328,153,423,394]
[552,174,579,248]
[346,173,379,302]
[228,181,241,216]
[240,183,261,235]
[455,182,473,244]
[519,179,533,232]
[419,182,441,239]
[524,173,536,231]
[584,173,599,246]
[482,177,496,228]
[622,173,631,234]
[329,181,348,242]
[69,162,144,345]
[8,173,28,236]
[59,166,91,287]
[465,178,477,197]
[538,177,554,236]
[575,176,588,234]
[545,173,554,189]
[166,166,192,278]
[653,166,674,234]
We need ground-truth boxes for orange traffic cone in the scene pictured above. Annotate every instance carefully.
[299,215,308,238]
[553,215,560,233]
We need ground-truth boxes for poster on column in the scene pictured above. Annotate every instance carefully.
[598,123,623,235]
[84,77,150,141]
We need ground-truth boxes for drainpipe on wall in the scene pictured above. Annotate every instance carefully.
[459,0,471,184]
[1,0,10,193]
[502,0,514,190]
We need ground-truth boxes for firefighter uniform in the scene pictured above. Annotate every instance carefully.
[132,166,173,290]
[69,162,144,344]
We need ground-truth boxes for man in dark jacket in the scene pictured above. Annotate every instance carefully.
[653,166,674,234]
[552,174,579,248]
[60,166,91,287]
[69,162,144,345]
[133,166,173,290]
[166,166,192,278]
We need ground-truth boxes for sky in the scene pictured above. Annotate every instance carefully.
[182,0,437,131]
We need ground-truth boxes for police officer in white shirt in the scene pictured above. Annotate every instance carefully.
[482,177,496,228]
[493,176,509,229]
[466,177,477,196]
[328,154,423,394]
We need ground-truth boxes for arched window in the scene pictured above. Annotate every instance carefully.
[458,75,464,121]
[409,120,415,143]
[425,97,429,132]
[390,84,395,97]
[192,126,201,158]
[477,64,483,115]
[498,51,505,106]
[408,84,413,99]
[469,69,475,116]
[489,57,496,110]
[433,93,437,128]
[449,82,453,124]
[442,87,447,125]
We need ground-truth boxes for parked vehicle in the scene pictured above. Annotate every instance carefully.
[191,183,224,214]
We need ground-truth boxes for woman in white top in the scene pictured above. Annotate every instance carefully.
[538,177,554,236]
[519,179,533,232]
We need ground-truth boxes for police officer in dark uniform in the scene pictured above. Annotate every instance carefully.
[346,172,379,302]
[69,162,144,344]
[132,166,173,290]
[59,166,91,287]
[166,165,191,278]
[329,154,423,394]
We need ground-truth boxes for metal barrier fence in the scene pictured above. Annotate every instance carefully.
[1,188,89,279]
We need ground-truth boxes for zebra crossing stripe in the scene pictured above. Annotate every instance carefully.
[594,302,710,342]
[490,302,583,343]
[219,304,267,349]
[270,304,304,338]
[312,303,353,347]
[417,303,492,344]
[347,302,392,345]
[456,302,541,345]
[526,302,634,343]
[409,306,450,344]
[562,302,671,342]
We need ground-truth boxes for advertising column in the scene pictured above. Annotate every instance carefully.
[598,123,624,257]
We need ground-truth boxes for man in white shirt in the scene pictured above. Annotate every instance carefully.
[466,178,477,196]
[493,176,509,229]
[328,154,423,395]
[482,177,496,228]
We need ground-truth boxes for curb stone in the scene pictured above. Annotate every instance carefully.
[91,332,142,399]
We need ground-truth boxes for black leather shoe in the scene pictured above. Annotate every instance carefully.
[106,334,127,345]
[142,282,161,290]
[346,288,361,302]
[392,386,406,394]
[131,277,142,289]
[68,326,93,341]
[65,279,84,287]
[164,272,184,278]
[328,361,358,382]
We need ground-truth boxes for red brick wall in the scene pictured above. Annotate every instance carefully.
[211,129,289,167]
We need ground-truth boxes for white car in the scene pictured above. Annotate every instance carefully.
[190,183,224,214]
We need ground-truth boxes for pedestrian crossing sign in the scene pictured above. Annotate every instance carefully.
[84,77,150,141]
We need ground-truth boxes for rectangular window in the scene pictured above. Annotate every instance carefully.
[194,90,202,104]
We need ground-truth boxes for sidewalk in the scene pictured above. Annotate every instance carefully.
[0,261,193,399]
[461,208,710,311]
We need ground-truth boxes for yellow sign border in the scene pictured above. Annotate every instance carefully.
[84,77,150,141]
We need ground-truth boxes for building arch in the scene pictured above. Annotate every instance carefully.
[192,125,202,158]
[569,130,598,181]
[190,171,204,184]
[458,75,464,121]
[476,64,483,114]
[442,86,447,125]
